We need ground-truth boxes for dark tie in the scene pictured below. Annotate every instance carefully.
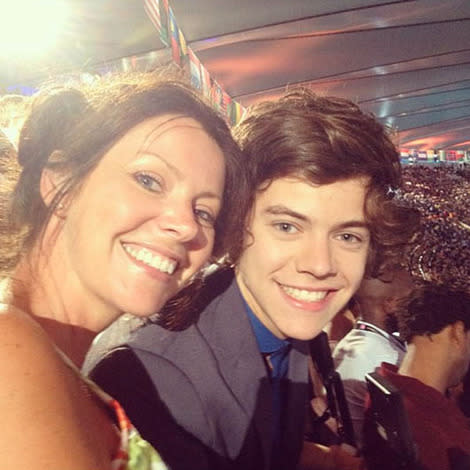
[263,344,291,470]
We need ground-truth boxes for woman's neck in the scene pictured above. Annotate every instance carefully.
[6,250,118,367]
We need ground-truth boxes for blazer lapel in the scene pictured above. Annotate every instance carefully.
[201,274,274,469]
[282,340,310,466]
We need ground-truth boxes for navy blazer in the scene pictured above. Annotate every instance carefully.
[90,269,310,470]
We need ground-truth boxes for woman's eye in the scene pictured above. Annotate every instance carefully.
[135,173,162,192]
[194,208,215,226]
[275,222,298,234]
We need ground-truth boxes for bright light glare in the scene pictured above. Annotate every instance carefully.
[0,0,68,58]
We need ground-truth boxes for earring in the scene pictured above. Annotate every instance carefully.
[55,201,67,218]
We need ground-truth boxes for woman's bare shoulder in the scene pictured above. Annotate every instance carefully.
[0,306,112,469]
[0,305,72,413]
[0,305,59,365]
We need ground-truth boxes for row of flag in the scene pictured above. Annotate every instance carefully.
[144,0,246,126]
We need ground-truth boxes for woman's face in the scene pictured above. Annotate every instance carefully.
[58,115,225,318]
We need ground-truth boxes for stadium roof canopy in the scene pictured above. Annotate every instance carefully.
[2,0,470,151]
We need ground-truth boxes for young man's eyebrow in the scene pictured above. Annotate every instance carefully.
[334,220,370,231]
[264,205,309,222]
[265,205,369,230]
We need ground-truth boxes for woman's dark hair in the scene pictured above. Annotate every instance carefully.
[1,68,250,274]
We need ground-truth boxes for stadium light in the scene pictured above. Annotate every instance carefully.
[0,0,68,58]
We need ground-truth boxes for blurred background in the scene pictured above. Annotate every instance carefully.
[1,0,470,161]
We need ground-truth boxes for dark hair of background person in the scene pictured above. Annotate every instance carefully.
[0,68,250,278]
[396,283,470,343]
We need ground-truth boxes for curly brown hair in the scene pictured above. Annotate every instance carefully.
[233,88,419,276]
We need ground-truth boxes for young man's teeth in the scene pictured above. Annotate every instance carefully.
[124,245,177,274]
[282,286,327,302]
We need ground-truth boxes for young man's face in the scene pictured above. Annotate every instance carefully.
[235,176,371,340]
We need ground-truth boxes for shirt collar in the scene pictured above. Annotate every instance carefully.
[243,299,291,354]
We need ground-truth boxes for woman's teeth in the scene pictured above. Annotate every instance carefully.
[124,245,177,274]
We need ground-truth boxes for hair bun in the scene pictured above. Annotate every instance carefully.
[17,88,88,169]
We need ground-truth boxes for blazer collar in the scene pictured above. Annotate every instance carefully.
[199,271,309,468]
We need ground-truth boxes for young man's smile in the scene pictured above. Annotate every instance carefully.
[236,176,371,340]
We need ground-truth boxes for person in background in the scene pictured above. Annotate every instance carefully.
[457,362,470,418]
[88,88,419,470]
[324,300,358,351]
[363,284,470,470]
[333,267,413,448]
[0,69,249,470]
[333,163,470,451]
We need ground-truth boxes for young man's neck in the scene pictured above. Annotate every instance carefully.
[234,270,287,340]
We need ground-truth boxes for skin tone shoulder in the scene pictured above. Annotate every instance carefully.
[0,114,226,469]
[236,176,371,340]
[0,305,120,469]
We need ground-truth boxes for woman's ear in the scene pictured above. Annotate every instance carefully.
[39,167,61,207]
[39,162,69,218]
[39,150,66,208]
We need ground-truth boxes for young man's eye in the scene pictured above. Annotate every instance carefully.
[135,173,162,192]
[274,222,298,234]
[339,233,362,243]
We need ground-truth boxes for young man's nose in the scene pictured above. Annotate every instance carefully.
[296,238,337,278]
